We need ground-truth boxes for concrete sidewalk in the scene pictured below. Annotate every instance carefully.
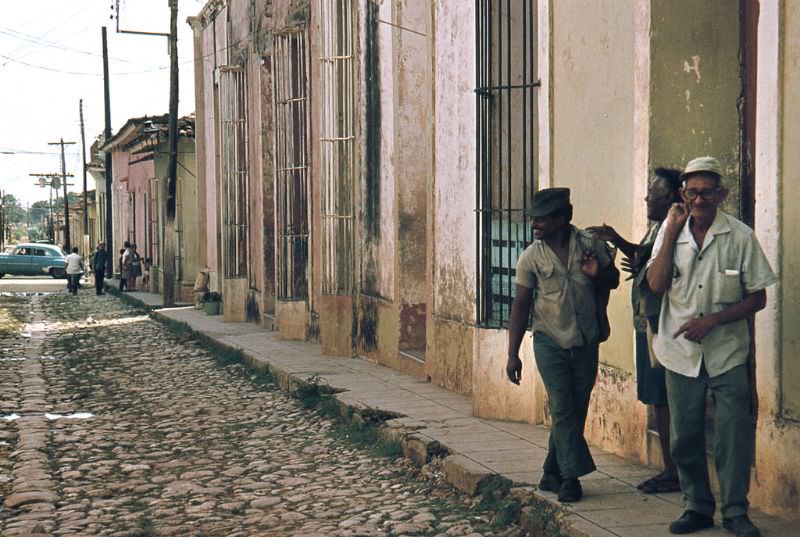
[113,286,798,537]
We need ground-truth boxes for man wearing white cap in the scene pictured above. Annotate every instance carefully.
[647,157,777,537]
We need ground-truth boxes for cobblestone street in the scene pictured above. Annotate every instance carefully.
[0,290,523,537]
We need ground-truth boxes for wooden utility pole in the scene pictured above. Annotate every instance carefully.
[79,99,89,253]
[162,0,179,307]
[48,139,76,251]
[102,26,114,277]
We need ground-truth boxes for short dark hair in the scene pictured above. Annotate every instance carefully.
[654,167,682,195]
[72,247,78,253]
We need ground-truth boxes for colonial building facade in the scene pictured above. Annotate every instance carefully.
[139,0,800,521]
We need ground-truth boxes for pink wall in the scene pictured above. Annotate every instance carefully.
[111,149,154,255]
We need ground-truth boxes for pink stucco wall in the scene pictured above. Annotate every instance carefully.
[111,149,154,256]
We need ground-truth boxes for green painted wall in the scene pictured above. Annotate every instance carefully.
[650,0,742,216]
[781,1,800,418]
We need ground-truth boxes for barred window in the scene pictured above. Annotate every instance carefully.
[175,173,184,282]
[319,0,356,295]
[273,27,310,300]
[127,191,136,245]
[219,64,249,278]
[476,0,539,327]
[148,177,159,267]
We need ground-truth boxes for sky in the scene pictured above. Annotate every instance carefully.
[0,0,207,206]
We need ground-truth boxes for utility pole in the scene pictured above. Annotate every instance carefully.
[162,0,179,307]
[48,139,76,251]
[113,1,178,305]
[80,99,89,254]
[102,26,114,278]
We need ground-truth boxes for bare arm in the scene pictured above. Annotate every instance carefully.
[506,284,533,385]
[647,203,689,295]
[586,224,638,259]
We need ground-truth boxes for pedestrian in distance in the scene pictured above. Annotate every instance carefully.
[130,243,142,290]
[64,247,84,296]
[647,157,777,537]
[587,167,682,494]
[506,187,620,502]
[92,242,109,295]
[120,241,131,291]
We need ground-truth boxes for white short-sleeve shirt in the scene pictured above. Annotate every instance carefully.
[647,211,777,378]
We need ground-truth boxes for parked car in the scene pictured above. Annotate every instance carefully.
[0,243,67,278]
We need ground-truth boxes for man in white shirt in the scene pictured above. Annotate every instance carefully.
[647,157,777,537]
[64,247,84,295]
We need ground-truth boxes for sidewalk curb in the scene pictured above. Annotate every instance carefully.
[143,307,607,537]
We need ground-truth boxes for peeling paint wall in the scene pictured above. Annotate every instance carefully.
[649,0,742,215]
[551,0,635,374]
[746,0,800,522]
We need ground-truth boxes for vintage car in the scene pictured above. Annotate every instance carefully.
[0,243,67,278]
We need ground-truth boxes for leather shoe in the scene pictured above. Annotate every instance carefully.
[669,510,714,534]
[722,515,761,537]
[537,473,562,493]
[557,478,582,502]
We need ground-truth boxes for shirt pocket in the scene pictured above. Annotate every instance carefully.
[536,263,564,297]
[714,270,742,304]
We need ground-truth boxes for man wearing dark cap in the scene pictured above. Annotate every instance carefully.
[506,187,619,502]
[647,157,776,537]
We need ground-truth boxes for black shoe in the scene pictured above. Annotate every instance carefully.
[537,473,563,493]
[722,515,761,537]
[669,511,714,534]
[557,478,582,502]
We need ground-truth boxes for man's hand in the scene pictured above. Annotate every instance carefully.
[586,224,619,244]
[673,316,718,343]
[506,355,522,385]
[665,202,690,233]
[580,252,600,278]
[621,254,636,279]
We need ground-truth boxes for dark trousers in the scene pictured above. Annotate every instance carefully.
[119,277,126,291]
[94,271,105,295]
[534,331,599,479]
[666,364,754,518]
[67,274,80,295]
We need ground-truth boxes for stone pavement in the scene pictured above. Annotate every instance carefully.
[1,289,525,536]
[120,288,800,537]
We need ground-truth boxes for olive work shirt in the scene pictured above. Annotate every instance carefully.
[515,226,616,349]
[647,211,777,378]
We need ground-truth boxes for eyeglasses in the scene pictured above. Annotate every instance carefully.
[683,187,721,200]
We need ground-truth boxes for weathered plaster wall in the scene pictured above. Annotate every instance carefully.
[650,0,742,214]
[198,12,221,288]
[746,0,800,522]
[428,0,477,395]
[177,138,199,299]
[392,0,430,352]
[551,0,635,373]
[111,149,155,256]
[548,0,651,460]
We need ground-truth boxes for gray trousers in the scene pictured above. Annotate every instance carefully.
[666,364,755,518]
[534,332,599,479]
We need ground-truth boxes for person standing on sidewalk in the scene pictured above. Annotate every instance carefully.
[506,187,620,502]
[587,167,682,494]
[64,247,84,295]
[92,243,109,295]
[120,242,132,291]
[647,157,776,537]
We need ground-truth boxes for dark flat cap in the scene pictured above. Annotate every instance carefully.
[527,187,571,217]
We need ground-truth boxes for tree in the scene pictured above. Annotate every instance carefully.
[1,194,25,224]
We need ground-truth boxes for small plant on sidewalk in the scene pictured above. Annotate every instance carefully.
[201,291,222,315]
